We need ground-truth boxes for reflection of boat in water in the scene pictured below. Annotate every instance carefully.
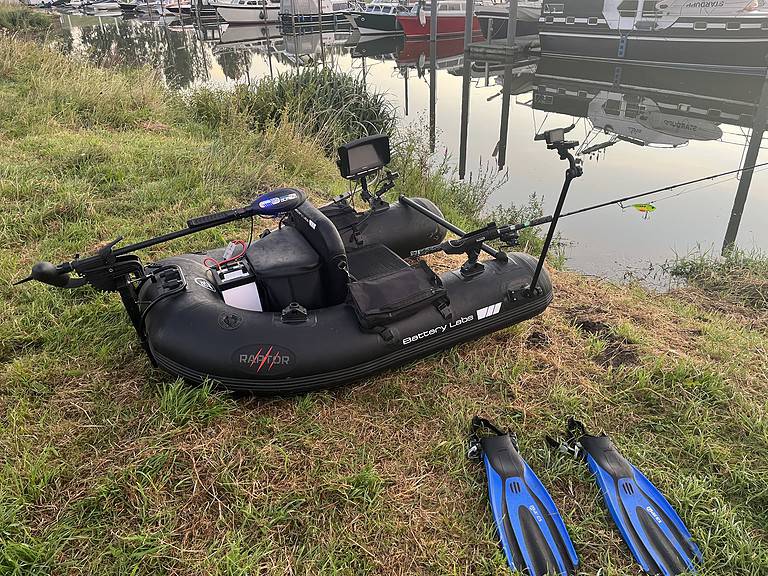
[584,90,721,148]
[396,35,481,70]
[476,0,540,39]
[215,22,281,48]
[212,0,281,24]
[277,31,350,65]
[280,0,355,31]
[450,60,535,95]
[82,0,122,14]
[397,0,481,38]
[164,0,192,15]
[531,54,768,152]
[530,50,768,252]
[539,0,768,71]
[350,33,405,57]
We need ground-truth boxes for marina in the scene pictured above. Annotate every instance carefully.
[3,4,768,573]
[19,0,768,280]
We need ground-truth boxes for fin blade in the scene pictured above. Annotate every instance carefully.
[630,467,703,571]
[581,435,701,576]
[481,434,578,575]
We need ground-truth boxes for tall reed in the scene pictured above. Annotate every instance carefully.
[186,67,396,152]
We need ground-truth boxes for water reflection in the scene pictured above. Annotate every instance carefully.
[54,8,768,279]
[60,14,211,88]
[529,56,768,254]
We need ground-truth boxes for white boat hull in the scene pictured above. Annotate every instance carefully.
[216,4,280,23]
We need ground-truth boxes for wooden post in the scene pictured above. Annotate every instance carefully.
[722,71,768,253]
[463,0,474,52]
[507,0,517,47]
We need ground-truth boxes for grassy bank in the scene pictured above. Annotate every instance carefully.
[0,3,55,33]
[1,31,767,576]
[666,249,768,312]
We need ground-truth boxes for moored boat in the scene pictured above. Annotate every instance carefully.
[539,0,768,72]
[476,0,541,39]
[280,0,355,31]
[397,0,481,38]
[344,0,413,35]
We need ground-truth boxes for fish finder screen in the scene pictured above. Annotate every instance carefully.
[347,144,382,175]
[338,135,390,179]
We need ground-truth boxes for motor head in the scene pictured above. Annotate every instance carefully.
[250,187,307,217]
[15,261,73,288]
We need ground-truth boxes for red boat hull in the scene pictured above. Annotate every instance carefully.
[396,14,481,38]
[397,35,483,66]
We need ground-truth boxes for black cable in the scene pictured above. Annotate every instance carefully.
[138,265,187,335]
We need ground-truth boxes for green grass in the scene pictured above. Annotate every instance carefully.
[665,248,768,310]
[0,4,55,34]
[187,67,397,153]
[1,30,768,576]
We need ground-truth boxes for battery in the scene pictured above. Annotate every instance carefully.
[210,260,263,312]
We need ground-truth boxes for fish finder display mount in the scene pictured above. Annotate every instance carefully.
[336,134,398,211]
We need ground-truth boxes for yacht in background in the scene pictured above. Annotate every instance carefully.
[539,0,768,71]
[345,0,413,35]
[280,0,356,31]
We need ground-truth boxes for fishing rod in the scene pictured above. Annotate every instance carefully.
[511,161,768,232]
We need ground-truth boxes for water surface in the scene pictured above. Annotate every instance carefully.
[57,11,768,282]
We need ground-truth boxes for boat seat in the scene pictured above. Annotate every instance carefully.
[244,226,324,311]
[346,244,409,281]
[286,201,349,307]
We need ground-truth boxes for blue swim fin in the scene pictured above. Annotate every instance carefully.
[469,417,579,575]
[548,418,702,576]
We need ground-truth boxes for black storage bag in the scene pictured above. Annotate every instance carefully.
[348,261,447,329]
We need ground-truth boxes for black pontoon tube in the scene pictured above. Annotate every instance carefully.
[398,195,508,261]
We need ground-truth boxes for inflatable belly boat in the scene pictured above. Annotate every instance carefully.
[19,133,581,394]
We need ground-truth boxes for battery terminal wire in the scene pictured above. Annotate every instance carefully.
[203,240,248,270]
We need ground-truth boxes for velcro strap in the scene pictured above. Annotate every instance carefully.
[435,297,453,321]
